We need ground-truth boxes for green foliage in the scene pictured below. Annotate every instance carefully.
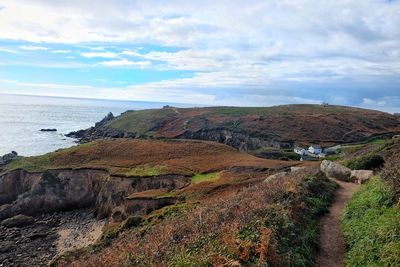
[342,176,400,266]
[345,154,385,170]
[2,142,96,174]
[122,165,166,177]
[381,156,400,201]
[108,109,177,135]
[192,172,220,184]
[368,137,386,145]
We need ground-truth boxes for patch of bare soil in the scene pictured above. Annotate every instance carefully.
[316,179,359,267]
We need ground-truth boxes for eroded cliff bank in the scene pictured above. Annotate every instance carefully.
[0,168,191,222]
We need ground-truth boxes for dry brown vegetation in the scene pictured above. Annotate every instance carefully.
[106,105,400,147]
[5,139,296,176]
[55,168,336,267]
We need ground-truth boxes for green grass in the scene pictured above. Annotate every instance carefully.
[3,154,52,173]
[342,176,400,267]
[1,142,97,174]
[108,109,178,135]
[121,165,166,177]
[368,137,386,145]
[209,104,358,116]
[191,172,221,184]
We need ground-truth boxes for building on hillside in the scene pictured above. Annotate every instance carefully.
[308,145,322,155]
[323,145,342,155]
[294,147,307,156]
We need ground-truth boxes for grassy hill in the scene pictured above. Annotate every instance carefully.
[2,139,296,177]
[70,104,400,151]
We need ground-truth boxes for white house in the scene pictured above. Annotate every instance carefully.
[308,145,322,155]
[294,147,307,156]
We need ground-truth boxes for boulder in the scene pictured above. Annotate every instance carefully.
[0,151,18,166]
[40,128,57,132]
[350,170,373,184]
[290,166,306,173]
[320,160,351,181]
[1,215,34,228]
[264,171,288,183]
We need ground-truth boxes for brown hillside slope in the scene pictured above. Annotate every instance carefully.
[3,139,297,176]
[68,104,400,150]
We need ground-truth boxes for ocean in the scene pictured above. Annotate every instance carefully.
[0,94,189,156]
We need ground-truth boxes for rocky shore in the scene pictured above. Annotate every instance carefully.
[0,208,103,267]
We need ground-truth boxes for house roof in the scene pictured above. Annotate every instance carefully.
[309,145,321,149]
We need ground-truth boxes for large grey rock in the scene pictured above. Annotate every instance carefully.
[1,214,34,228]
[320,160,351,181]
[0,151,18,166]
[350,170,373,184]
[264,171,288,183]
[290,166,306,173]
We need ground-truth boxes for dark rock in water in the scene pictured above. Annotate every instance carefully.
[0,151,18,166]
[1,214,34,228]
[40,128,57,132]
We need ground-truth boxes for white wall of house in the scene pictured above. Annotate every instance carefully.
[308,146,322,154]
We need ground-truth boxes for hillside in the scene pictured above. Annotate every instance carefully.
[0,138,329,266]
[2,139,295,176]
[68,104,400,151]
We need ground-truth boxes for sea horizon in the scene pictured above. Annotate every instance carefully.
[0,94,194,157]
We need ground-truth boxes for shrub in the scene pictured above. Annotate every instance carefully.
[381,156,400,202]
[345,154,385,170]
[342,176,400,266]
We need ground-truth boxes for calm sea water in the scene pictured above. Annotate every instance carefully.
[0,94,189,156]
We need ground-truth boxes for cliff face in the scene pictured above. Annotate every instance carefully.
[67,105,400,151]
[0,169,191,222]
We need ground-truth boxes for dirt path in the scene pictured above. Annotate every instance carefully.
[316,179,359,267]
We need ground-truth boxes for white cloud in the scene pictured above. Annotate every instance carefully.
[99,59,151,67]
[51,49,71,54]
[359,96,400,113]
[361,98,386,106]
[80,52,118,58]
[0,0,399,107]
[0,47,16,53]
[19,45,47,51]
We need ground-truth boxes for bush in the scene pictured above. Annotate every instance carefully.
[381,156,400,202]
[345,154,385,170]
[342,176,400,266]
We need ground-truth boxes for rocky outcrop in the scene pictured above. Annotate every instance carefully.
[67,112,135,142]
[40,128,57,132]
[96,174,190,219]
[350,170,373,184]
[320,160,352,181]
[0,168,191,223]
[0,151,18,166]
[264,166,309,183]
[177,128,293,151]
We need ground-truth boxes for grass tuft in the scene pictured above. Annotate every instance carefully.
[342,176,400,266]
[191,172,221,184]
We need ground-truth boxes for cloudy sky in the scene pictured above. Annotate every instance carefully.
[0,0,399,112]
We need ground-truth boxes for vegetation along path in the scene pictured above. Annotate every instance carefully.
[316,178,359,267]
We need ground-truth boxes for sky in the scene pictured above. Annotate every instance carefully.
[0,0,399,112]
